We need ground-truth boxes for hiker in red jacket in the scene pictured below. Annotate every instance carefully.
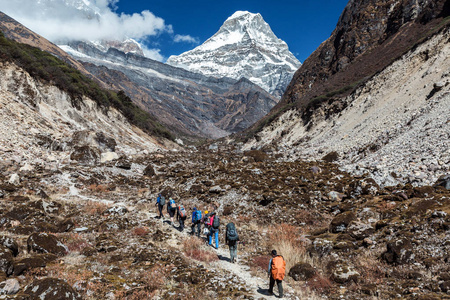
[268,250,286,298]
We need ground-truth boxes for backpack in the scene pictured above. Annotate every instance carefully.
[179,205,186,218]
[226,223,238,241]
[193,210,202,222]
[169,199,176,209]
[159,196,166,206]
[212,215,220,229]
[271,256,286,280]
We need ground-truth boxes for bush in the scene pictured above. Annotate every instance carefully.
[183,237,218,262]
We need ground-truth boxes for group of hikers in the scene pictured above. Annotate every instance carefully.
[155,193,286,298]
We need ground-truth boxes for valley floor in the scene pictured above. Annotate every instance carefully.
[0,147,449,299]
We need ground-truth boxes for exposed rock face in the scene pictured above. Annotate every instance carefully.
[243,2,450,187]
[167,11,301,97]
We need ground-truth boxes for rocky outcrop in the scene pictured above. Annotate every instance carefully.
[23,278,81,300]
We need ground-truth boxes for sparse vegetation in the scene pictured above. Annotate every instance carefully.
[0,31,174,141]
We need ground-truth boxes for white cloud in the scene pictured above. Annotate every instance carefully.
[141,46,164,62]
[0,0,173,60]
[174,34,200,44]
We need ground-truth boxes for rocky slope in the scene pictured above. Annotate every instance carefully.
[0,141,448,299]
[242,0,450,187]
[167,11,301,97]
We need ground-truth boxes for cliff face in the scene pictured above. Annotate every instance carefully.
[242,0,450,187]
[280,0,449,109]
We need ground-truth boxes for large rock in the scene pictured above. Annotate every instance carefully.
[0,236,19,256]
[288,262,316,281]
[27,233,68,256]
[0,246,14,276]
[347,221,375,240]
[0,278,20,295]
[382,238,414,264]
[329,211,356,233]
[328,261,360,284]
[13,253,58,276]
[70,146,100,164]
[434,174,450,190]
[23,278,81,300]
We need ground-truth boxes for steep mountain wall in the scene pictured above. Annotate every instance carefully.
[243,16,450,187]
[0,61,167,167]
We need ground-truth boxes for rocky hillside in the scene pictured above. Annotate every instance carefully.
[0,141,448,299]
[167,11,301,97]
[242,0,450,187]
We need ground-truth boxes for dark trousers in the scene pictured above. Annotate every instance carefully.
[157,204,164,218]
[178,217,186,231]
[191,222,201,237]
[228,241,237,262]
[269,276,283,297]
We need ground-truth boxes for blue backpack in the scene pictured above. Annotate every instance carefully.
[193,210,202,222]
[169,199,176,209]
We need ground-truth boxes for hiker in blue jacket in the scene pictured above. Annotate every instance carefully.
[167,198,177,226]
[155,193,165,219]
[191,207,202,237]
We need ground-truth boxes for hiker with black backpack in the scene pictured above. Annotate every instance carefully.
[176,202,187,232]
[167,197,177,226]
[155,193,165,219]
[225,222,239,263]
[191,207,202,237]
[207,212,220,249]
[267,250,286,298]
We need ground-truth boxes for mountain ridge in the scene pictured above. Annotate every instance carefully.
[167,11,301,97]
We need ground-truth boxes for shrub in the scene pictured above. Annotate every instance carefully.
[83,201,111,216]
[307,274,333,293]
[132,226,150,236]
[183,237,218,262]
[267,223,308,272]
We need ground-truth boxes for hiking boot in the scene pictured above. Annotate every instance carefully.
[267,290,273,295]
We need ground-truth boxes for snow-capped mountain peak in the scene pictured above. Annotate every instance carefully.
[166,11,301,97]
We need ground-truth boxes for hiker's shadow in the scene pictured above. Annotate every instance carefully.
[217,255,231,262]
[162,220,172,225]
[256,287,272,296]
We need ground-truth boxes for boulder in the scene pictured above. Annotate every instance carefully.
[8,174,20,186]
[288,262,316,281]
[382,238,414,264]
[0,278,20,295]
[328,261,360,283]
[103,206,128,216]
[27,233,68,256]
[0,236,19,257]
[440,280,450,293]
[70,146,100,164]
[329,211,356,233]
[0,246,14,276]
[13,253,58,276]
[143,164,156,176]
[347,221,375,240]
[433,174,450,190]
[23,278,81,300]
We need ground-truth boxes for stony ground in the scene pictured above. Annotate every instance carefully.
[0,145,449,299]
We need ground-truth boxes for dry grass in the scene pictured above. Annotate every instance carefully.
[132,226,150,236]
[307,273,333,293]
[83,200,111,216]
[183,237,218,262]
[59,233,91,253]
[267,223,309,271]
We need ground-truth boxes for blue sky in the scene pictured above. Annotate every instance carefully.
[118,0,349,63]
[0,0,349,63]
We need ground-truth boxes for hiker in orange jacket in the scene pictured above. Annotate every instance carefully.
[268,250,286,298]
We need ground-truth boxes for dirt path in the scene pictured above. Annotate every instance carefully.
[143,210,295,299]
